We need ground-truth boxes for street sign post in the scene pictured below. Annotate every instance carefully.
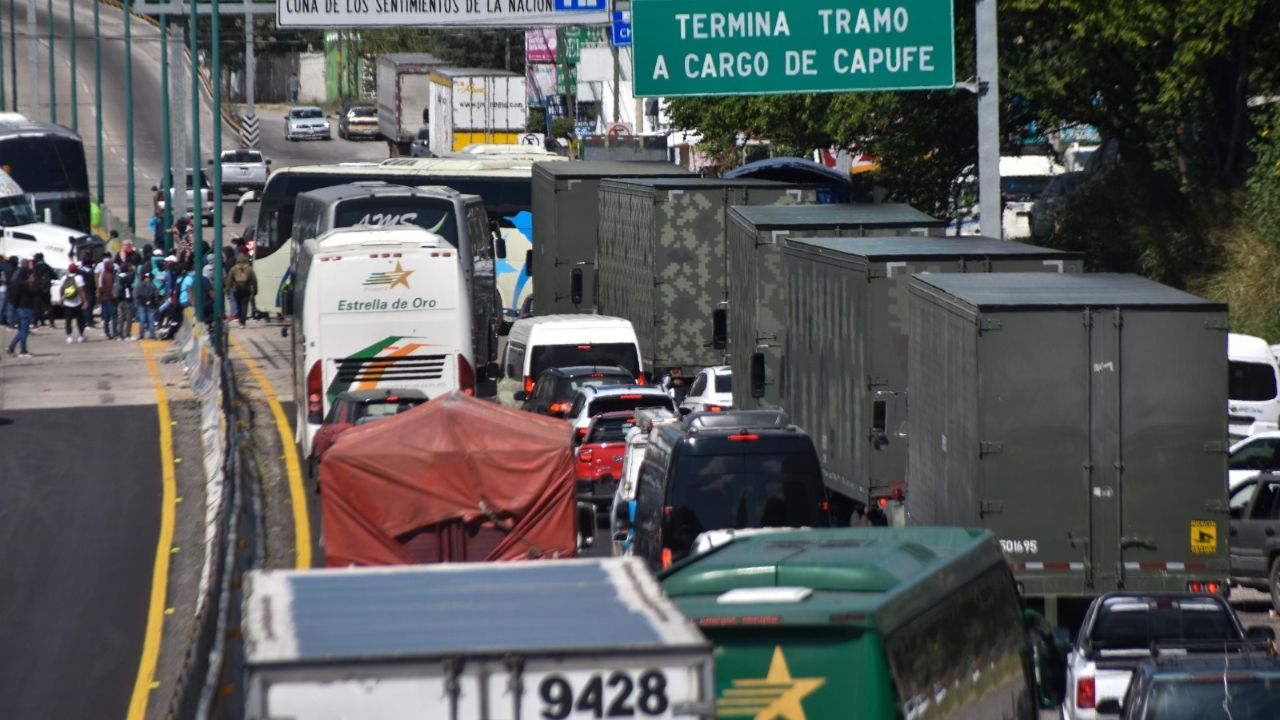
[632,0,954,97]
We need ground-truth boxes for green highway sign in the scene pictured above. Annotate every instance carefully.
[632,0,955,97]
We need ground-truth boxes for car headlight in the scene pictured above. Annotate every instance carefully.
[323,121,331,129]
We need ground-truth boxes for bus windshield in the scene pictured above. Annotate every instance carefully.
[0,193,37,225]
[333,196,458,248]
[0,134,89,193]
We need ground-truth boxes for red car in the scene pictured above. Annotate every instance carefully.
[309,389,429,481]
[575,411,638,510]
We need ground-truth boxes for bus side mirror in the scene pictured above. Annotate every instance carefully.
[750,351,766,399]
[524,249,533,274]
[712,308,727,350]
[494,235,507,260]
[232,204,244,224]
[570,268,583,306]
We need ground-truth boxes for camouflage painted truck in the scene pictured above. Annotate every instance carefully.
[661,527,1065,720]
[906,273,1231,628]
[596,178,817,381]
[725,204,945,411]
[530,161,691,315]
[781,236,1083,526]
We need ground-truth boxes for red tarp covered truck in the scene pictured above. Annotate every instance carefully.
[320,390,578,566]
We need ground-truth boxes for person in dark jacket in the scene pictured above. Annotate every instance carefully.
[6,267,38,356]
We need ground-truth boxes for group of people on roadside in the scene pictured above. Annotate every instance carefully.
[1,226,259,357]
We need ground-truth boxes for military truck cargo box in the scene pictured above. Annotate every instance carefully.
[782,236,1083,523]
[531,161,692,315]
[726,204,946,410]
[907,273,1230,625]
[244,559,715,719]
[597,178,817,377]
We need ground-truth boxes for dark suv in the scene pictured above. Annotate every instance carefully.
[1229,473,1280,611]
[632,409,831,571]
[520,365,635,418]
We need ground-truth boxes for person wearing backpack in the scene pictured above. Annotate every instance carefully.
[228,254,257,327]
[60,263,88,343]
[96,255,118,339]
[135,271,159,340]
[115,260,136,340]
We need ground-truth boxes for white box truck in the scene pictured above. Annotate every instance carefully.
[428,68,528,155]
[243,559,715,719]
[376,53,444,155]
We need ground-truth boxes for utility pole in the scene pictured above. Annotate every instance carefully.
[8,0,15,109]
[190,0,204,321]
[93,0,102,203]
[211,0,224,345]
[170,20,186,221]
[125,0,136,231]
[975,0,1001,238]
[244,11,253,120]
[46,0,55,123]
[27,0,37,120]
[1,2,6,111]
[161,16,172,239]
[69,0,77,131]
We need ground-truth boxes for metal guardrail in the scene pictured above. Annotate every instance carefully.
[163,314,258,720]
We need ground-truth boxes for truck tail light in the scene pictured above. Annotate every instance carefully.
[458,356,475,396]
[306,362,323,424]
[579,447,594,461]
[1076,676,1095,710]
[524,375,534,394]
[706,405,723,412]
[661,548,672,569]
[1188,581,1221,594]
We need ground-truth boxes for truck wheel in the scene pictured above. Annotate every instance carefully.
[1270,558,1280,614]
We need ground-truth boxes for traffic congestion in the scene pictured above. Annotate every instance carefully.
[3,0,1280,717]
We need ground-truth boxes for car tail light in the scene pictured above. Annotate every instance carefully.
[620,394,643,400]
[1189,581,1203,592]
[878,497,889,508]
[661,548,672,569]
[707,405,723,412]
[891,488,905,502]
[524,375,534,394]
[548,402,569,415]
[580,448,594,461]
[638,372,646,385]
[1076,676,1095,710]
[1206,581,1220,594]
[728,434,759,442]
[576,427,588,439]
[458,356,475,396]
[385,395,399,403]
[577,344,592,350]
[306,361,323,424]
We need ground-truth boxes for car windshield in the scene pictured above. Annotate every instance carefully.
[1090,600,1238,650]
[1144,674,1280,718]
[531,343,640,380]
[587,416,637,444]
[714,373,732,393]
[292,108,323,119]
[554,374,634,401]
[666,452,828,554]
[1230,439,1279,471]
[351,107,376,117]
[588,396,673,416]
[354,398,425,421]
[1230,360,1278,402]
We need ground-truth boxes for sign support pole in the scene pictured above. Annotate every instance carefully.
[93,0,103,204]
[161,16,173,237]
[975,0,1001,239]
[212,0,224,347]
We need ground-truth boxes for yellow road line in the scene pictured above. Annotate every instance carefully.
[128,340,178,720]
[228,334,312,569]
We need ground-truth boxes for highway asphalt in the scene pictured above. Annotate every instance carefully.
[0,405,159,718]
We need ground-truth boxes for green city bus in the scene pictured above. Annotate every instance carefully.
[660,527,1064,719]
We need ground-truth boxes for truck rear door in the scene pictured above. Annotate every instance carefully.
[1116,309,1228,586]
[977,311,1091,590]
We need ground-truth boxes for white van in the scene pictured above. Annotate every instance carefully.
[496,314,643,408]
[292,226,471,458]
[1228,333,1280,439]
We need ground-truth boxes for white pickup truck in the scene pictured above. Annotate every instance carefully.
[215,148,270,195]
[152,168,215,225]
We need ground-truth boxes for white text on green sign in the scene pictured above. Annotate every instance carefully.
[632,0,954,97]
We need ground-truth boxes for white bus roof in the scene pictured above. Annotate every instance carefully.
[311,226,448,250]
[271,157,559,183]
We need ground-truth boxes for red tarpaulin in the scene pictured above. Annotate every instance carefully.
[320,390,577,566]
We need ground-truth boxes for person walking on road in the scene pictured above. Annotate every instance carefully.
[116,260,136,340]
[5,268,36,357]
[228,254,257,327]
[60,263,88,343]
[288,73,300,104]
[96,255,118,339]
[33,253,54,327]
[135,271,160,340]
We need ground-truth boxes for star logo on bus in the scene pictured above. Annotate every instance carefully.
[363,262,413,289]
[716,646,825,719]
